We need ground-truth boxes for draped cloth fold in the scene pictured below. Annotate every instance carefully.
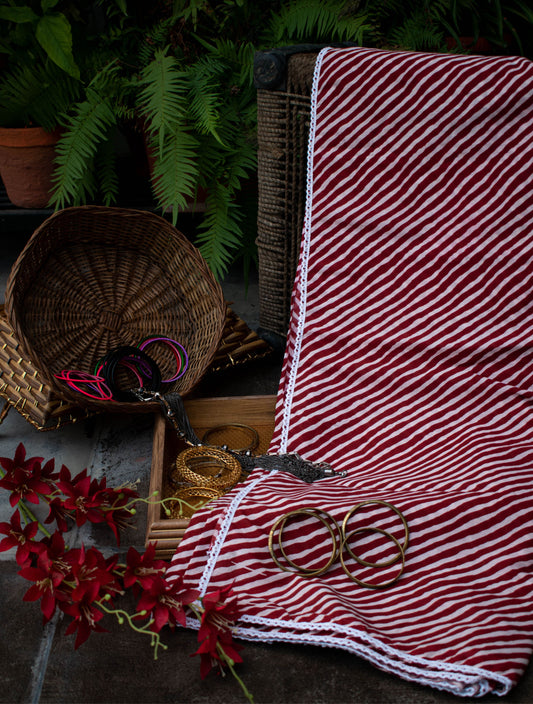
[167,46,533,697]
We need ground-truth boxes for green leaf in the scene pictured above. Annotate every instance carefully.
[137,50,188,151]
[0,6,39,23]
[149,127,200,223]
[35,13,80,79]
[49,96,116,208]
[0,60,80,128]
[196,184,244,279]
[41,0,60,12]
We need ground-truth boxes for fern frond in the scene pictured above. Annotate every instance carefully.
[137,50,189,153]
[0,61,80,129]
[185,57,222,141]
[94,128,119,206]
[195,184,244,280]
[389,11,446,51]
[269,0,369,44]
[149,126,200,224]
[49,93,116,209]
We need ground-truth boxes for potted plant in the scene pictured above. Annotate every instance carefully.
[0,0,82,207]
[49,0,373,278]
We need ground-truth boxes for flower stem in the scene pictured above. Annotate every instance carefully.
[17,499,52,538]
[216,642,255,704]
[189,604,253,703]
[98,600,168,659]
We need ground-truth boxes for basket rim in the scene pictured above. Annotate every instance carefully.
[4,205,226,412]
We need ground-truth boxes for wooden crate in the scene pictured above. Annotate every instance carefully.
[146,394,277,559]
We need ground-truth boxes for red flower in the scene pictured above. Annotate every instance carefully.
[37,531,74,583]
[39,457,60,489]
[62,593,107,649]
[66,545,121,603]
[193,586,243,679]
[98,485,139,544]
[45,496,72,533]
[19,551,67,622]
[0,443,52,506]
[0,509,39,566]
[136,576,199,632]
[0,442,43,478]
[56,470,107,527]
[123,543,167,592]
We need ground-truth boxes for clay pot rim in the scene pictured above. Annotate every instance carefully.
[0,125,61,148]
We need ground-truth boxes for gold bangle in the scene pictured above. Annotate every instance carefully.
[169,486,223,519]
[341,500,409,567]
[202,423,260,453]
[268,508,339,578]
[340,527,406,589]
[172,446,242,491]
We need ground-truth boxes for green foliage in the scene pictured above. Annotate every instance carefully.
[2,0,533,277]
[0,59,80,129]
[268,0,370,44]
[0,0,80,78]
[360,0,533,54]
[49,88,117,209]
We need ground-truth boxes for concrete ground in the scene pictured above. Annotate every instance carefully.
[1,209,532,704]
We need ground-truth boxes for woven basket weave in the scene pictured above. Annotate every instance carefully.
[5,206,226,413]
[0,304,272,430]
[256,51,317,337]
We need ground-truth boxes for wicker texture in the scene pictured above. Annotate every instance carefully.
[5,206,226,413]
[256,52,317,336]
[0,304,272,430]
[0,305,94,429]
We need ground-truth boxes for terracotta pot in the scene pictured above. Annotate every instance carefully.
[0,126,60,208]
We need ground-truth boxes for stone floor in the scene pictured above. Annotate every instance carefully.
[1,211,533,704]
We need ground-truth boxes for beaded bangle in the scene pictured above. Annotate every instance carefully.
[172,446,242,491]
[202,423,260,453]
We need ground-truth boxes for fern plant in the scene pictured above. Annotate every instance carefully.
[46,0,377,279]
[360,0,533,54]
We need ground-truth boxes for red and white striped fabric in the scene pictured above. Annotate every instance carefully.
[167,46,533,696]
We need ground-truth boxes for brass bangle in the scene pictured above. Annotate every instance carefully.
[268,508,339,578]
[169,486,223,519]
[340,527,406,589]
[341,500,409,567]
[173,446,242,491]
[202,423,260,453]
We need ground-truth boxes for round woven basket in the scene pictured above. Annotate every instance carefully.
[5,206,226,412]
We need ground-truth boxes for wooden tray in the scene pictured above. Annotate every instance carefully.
[146,394,277,559]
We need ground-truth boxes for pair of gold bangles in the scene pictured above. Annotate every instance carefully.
[268,500,409,589]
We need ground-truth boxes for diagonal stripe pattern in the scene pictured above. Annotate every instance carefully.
[167,46,533,696]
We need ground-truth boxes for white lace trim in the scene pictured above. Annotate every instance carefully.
[197,471,271,596]
[278,48,327,453]
[232,619,511,698]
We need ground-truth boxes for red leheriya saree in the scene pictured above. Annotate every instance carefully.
[167,46,533,696]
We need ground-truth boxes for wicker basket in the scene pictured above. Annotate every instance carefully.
[0,303,273,430]
[5,206,226,413]
[255,50,318,338]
